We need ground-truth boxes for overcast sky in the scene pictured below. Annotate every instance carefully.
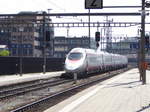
[0,0,149,37]
[0,0,142,13]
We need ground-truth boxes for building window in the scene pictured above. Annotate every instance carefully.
[12,36,17,41]
[29,49,33,55]
[12,28,17,32]
[12,48,17,55]
[27,44,32,48]
[54,39,66,44]
[23,49,28,56]
[54,46,67,52]
[54,54,56,57]
[23,36,28,41]
[83,40,89,44]
[29,36,33,41]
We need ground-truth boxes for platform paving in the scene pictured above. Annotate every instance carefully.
[44,68,150,112]
[0,71,64,86]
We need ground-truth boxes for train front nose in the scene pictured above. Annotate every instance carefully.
[65,60,81,72]
[65,52,84,73]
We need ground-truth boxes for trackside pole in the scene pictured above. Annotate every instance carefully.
[74,73,77,84]
[140,0,146,84]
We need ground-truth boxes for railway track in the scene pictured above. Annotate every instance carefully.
[9,67,130,112]
[0,77,72,101]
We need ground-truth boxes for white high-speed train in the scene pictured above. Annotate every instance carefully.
[64,48,128,77]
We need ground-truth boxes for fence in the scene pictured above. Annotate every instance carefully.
[0,57,65,75]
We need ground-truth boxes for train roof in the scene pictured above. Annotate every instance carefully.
[70,48,96,53]
[69,48,127,58]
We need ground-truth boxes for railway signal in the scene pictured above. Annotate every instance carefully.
[145,34,149,51]
[96,42,99,48]
[145,1,150,8]
[46,31,51,41]
[95,31,100,48]
[95,31,100,42]
[145,34,149,45]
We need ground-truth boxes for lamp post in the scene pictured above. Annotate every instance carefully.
[19,27,24,76]
[88,9,91,48]
[43,11,46,74]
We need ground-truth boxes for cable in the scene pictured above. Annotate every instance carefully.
[31,0,48,10]
[45,0,66,12]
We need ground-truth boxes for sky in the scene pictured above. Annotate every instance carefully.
[0,0,142,13]
[0,0,149,37]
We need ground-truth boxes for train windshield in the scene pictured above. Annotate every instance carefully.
[68,52,83,60]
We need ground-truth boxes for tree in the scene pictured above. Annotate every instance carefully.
[0,50,10,56]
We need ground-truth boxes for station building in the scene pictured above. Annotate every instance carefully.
[0,11,54,57]
[0,12,149,59]
[110,37,139,54]
[53,36,96,58]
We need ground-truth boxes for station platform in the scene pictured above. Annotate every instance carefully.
[44,68,150,112]
[0,71,65,87]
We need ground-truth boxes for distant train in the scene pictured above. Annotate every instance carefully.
[64,48,128,77]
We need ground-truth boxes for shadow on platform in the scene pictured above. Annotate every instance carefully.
[136,104,150,112]
[105,80,142,88]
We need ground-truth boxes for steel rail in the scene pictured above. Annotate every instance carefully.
[0,78,62,95]
[10,68,129,112]
[0,79,72,100]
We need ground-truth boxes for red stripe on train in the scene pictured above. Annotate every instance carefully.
[68,59,80,62]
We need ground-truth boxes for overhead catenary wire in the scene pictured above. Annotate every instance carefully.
[30,0,48,11]
[45,0,66,12]
[30,0,66,12]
